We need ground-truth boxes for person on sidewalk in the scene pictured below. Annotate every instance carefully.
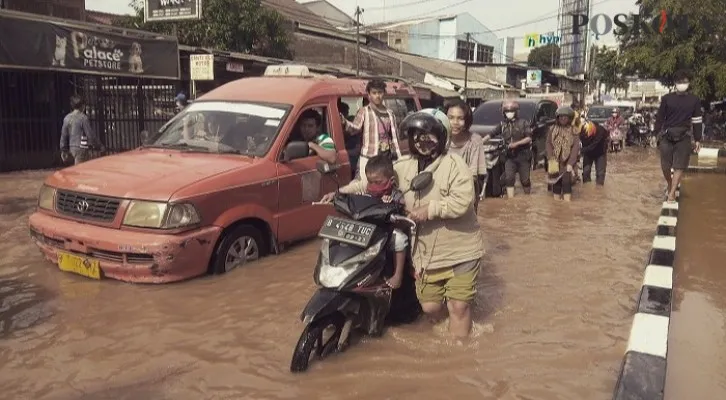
[60,95,104,165]
[492,100,532,198]
[546,106,580,202]
[342,79,403,185]
[654,69,702,202]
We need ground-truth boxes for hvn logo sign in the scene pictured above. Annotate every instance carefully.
[570,11,702,38]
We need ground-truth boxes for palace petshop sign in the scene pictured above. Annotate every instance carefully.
[67,31,144,73]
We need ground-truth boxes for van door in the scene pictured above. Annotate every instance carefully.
[275,103,338,243]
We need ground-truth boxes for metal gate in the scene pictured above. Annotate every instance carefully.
[0,69,177,172]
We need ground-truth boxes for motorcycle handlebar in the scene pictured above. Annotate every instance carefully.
[390,215,417,230]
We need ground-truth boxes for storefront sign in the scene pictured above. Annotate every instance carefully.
[190,54,214,80]
[225,62,245,73]
[526,69,542,88]
[144,0,202,22]
[0,12,180,79]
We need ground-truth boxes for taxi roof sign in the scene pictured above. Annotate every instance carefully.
[264,65,312,77]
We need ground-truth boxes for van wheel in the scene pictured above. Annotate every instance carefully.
[210,224,264,274]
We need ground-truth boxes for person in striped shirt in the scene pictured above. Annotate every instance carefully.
[297,109,337,164]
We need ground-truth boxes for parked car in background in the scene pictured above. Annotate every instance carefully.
[585,105,612,125]
[470,98,557,170]
[28,65,422,284]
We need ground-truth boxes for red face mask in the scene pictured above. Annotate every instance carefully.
[367,179,393,198]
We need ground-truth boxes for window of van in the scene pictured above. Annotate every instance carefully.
[151,101,290,156]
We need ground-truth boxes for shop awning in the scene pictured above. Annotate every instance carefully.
[414,83,461,99]
[0,10,180,80]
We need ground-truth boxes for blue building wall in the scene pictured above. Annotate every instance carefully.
[407,19,440,59]
[406,13,501,63]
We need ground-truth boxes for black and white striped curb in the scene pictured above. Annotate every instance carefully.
[688,147,725,173]
[613,191,679,400]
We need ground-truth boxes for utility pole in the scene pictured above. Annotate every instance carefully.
[463,32,470,101]
[355,6,363,76]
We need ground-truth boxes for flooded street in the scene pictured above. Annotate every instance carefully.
[665,173,726,400]
[1,150,668,399]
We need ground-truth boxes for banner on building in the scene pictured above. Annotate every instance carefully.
[526,69,542,88]
[0,12,180,79]
[144,0,202,22]
[190,54,214,80]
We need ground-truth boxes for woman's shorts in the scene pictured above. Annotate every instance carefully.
[416,258,481,303]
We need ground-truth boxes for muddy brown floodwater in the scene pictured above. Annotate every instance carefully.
[665,173,726,400]
[0,150,668,400]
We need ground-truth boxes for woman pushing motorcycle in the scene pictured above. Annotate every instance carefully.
[322,109,484,339]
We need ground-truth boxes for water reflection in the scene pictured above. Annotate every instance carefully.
[665,173,726,399]
[0,150,670,399]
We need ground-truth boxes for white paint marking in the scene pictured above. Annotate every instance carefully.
[652,236,676,251]
[643,265,673,289]
[657,216,677,227]
[626,313,669,358]
[662,201,679,210]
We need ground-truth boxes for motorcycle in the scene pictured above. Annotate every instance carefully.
[608,123,626,153]
[480,137,507,199]
[290,163,432,373]
[637,124,650,147]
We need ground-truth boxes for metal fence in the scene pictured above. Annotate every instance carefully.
[0,69,177,172]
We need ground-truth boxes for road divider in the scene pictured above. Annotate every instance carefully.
[613,188,679,400]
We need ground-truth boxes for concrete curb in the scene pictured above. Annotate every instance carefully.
[612,190,679,400]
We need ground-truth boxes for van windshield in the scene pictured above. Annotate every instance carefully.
[150,101,290,156]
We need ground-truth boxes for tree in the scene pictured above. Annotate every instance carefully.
[592,46,628,93]
[527,44,560,69]
[116,0,292,59]
[618,0,726,102]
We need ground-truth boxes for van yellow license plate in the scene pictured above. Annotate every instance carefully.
[57,252,101,280]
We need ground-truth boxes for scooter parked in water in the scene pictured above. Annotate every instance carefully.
[290,163,432,373]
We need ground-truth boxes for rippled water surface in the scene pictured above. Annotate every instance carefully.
[0,150,667,399]
[665,173,726,400]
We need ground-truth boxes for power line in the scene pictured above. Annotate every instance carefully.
[365,0,445,12]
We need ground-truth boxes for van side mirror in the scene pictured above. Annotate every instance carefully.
[410,171,433,191]
[283,141,310,162]
[316,159,338,174]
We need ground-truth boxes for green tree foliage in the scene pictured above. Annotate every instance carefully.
[116,0,292,59]
[527,44,560,69]
[618,0,726,101]
[592,46,628,93]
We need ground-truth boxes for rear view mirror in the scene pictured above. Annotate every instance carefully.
[283,141,309,162]
[410,171,433,192]
[316,160,338,174]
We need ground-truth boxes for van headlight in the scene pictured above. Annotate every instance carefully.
[123,201,200,229]
[38,185,56,210]
[318,238,385,288]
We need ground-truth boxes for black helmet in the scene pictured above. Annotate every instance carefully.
[400,110,448,156]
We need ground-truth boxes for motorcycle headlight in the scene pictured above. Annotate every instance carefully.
[123,201,200,229]
[318,238,385,288]
[38,185,56,210]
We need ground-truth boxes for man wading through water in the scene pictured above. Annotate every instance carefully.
[60,95,104,165]
[343,79,403,184]
[655,69,702,202]
[492,100,532,198]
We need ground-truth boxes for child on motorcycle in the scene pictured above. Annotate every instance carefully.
[363,154,408,290]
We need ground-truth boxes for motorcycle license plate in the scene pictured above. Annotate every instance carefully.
[318,216,376,248]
